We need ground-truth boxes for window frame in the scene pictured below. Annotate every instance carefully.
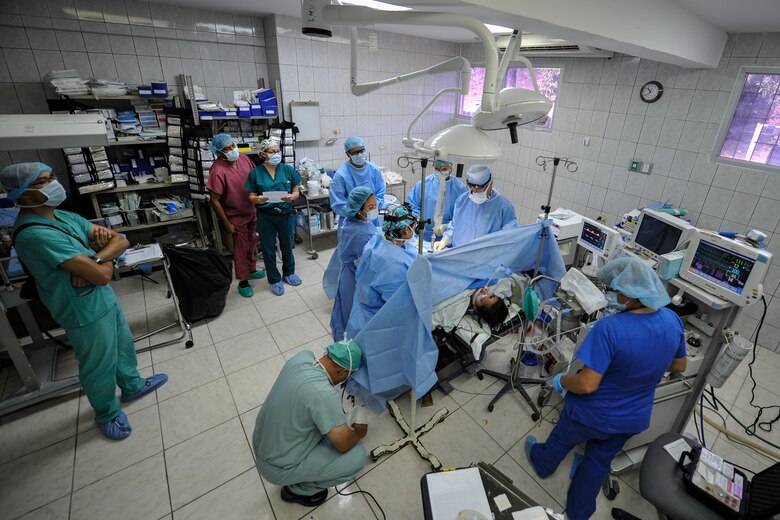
[455,62,564,133]
[712,65,780,175]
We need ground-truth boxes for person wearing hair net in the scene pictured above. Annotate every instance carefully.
[433,165,517,251]
[206,133,265,298]
[246,139,302,296]
[345,203,418,339]
[329,186,379,341]
[0,163,167,440]
[524,257,687,520]
[330,136,386,231]
[253,339,367,507]
[407,159,467,243]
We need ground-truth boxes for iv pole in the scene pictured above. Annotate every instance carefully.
[533,156,578,277]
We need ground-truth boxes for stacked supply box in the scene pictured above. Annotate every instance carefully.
[167,114,184,176]
[64,145,115,194]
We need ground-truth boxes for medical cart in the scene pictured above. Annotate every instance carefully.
[295,188,337,260]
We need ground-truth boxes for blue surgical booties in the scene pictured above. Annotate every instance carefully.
[443,190,517,247]
[408,174,467,242]
[345,234,417,339]
[330,218,378,341]
[597,256,671,310]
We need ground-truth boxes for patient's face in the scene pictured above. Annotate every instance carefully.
[472,288,500,310]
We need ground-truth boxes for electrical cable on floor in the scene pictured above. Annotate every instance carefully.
[700,393,707,448]
[698,401,773,466]
[336,483,386,520]
[744,296,780,435]
[701,387,780,456]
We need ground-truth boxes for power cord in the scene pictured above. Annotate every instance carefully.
[336,483,386,520]
[745,296,780,435]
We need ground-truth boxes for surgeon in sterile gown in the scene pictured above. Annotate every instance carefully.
[330,186,379,342]
[330,136,386,230]
[345,203,418,339]
[407,159,467,243]
[434,164,517,250]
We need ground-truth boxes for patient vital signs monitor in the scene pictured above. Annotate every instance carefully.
[630,209,698,261]
[577,218,621,260]
[680,231,772,306]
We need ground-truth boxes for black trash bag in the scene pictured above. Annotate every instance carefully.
[163,245,232,323]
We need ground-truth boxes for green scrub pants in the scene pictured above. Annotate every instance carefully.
[258,441,367,496]
[67,304,145,423]
[257,212,296,284]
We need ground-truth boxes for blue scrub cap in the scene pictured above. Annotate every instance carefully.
[467,165,491,185]
[346,186,374,218]
[0,162,52,202]
[327,340,362,371]
[597,256,671,310]
[344,136,365,152]
[208,133,234,156]
[382,202,418,238]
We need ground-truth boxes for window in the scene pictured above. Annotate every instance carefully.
[714,67,780,173]
[458,66,561,129]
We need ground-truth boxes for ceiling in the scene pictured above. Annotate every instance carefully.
[148,0,778,67]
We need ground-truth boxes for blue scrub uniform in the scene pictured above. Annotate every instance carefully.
[330,219,378,342]
[529,308,686,520]
[13,210,145,424]
[345,235,417,338]
[330,160,386,228]
[443,190,517,248]
[253,350,366,496]
[407,173,468,242]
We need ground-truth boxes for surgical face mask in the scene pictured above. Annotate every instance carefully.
[20,180,67,208]
[350,152,367,167]
[223,148,239,162]
[605,291,627,311]
[362,208,379,221]
[266,152,282,166]
[469,190,488,205]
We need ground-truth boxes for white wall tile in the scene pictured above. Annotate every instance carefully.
[725,192,759,225]
[701,186,733,218]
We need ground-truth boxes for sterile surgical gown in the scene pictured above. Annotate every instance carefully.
[443,190,517,247]
[330,219,378,341]
[345,235,417,339]
[407,173,468,242]
[330,160,386,228]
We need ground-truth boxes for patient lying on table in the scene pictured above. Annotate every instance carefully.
[470,288,509,329]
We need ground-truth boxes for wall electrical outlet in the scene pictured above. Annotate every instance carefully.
[332,128,340,135]
[378,144,387,150]
[629,160,642,172]
[640,162,653,174]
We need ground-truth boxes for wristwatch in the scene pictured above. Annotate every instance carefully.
[94,256,104,265]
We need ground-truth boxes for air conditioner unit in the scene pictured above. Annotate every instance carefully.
[497,34,614,58]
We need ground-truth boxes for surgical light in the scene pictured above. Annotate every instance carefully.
[423,124,501,163]
[338,0,410,11]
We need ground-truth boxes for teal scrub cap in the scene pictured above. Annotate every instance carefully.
[344,136,364,152]
[346,186,374,218]
[327,340,362,371]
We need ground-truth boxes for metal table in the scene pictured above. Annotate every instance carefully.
[295,189,338,260]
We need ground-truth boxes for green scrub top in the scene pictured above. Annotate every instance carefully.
[13,210,117,330]
[253,350,346,470]
[245,162,301,214]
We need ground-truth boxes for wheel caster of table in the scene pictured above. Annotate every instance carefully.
[185,340,194,349]
[531,413,540,421]
[602,476,620,500]
[294,235,303,244]
[476,372,483,380]
[537,387,552,407]
[487,403,494,412]
[311,252,319,260]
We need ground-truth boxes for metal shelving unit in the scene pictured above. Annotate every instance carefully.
[99,181,188,194]
[112,216,195,233]
[106,138,167,146]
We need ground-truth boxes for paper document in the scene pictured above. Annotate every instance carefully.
[425,467,491,520]
[263,191,288,202]
[663,438,690,462]
[123,243,163,267]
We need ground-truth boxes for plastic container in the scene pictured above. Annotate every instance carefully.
[250,103,262,116]
[150,82,168,96]
[255,88,275,101]
[306,179,320,196]
[238,106,251,117]
[137,86,153,97]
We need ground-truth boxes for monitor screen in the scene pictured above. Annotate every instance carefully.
[634,214,683,256]
[580,221,608,254]
[689,240,755,294]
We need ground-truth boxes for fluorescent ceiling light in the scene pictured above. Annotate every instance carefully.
[339,0,411,11]
[485,23,513,34]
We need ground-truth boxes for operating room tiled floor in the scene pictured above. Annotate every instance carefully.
[2,236,780,520]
